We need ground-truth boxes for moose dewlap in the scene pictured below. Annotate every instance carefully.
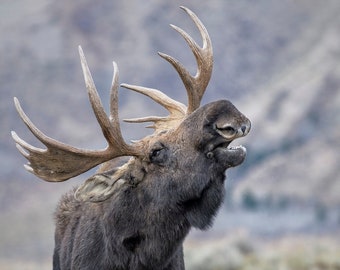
[12,6,250,270]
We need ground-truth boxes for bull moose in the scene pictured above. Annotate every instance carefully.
[12,6,251,270]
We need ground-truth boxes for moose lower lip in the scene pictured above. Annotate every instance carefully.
[216,144,247,167]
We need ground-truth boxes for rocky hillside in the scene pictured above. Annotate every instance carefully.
[235,3,340,206]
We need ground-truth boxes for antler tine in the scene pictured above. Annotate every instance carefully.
[109,61,120,124]
[11,97,108,182]
[121,83,186,130]
[11,47,139,182]
[78,46,135,155]
[118,7,212,132]
[159,6,213,114]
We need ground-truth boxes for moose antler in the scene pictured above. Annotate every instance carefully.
[12,47,141,182]
[123,6,213,131]
[12,6,213,181]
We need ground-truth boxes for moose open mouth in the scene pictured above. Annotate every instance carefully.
[210,139,247,168]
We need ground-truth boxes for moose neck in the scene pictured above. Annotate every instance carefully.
[100,178,191,268]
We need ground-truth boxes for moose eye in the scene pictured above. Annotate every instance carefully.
[149,143,168,164]
[151,149,162,158]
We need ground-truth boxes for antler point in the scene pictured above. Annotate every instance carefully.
[24,164,34,173]
[11,130,17,138]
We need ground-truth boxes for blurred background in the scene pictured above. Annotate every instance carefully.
[1,0,340,269]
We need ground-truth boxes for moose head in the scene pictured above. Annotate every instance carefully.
[12,7,250,270]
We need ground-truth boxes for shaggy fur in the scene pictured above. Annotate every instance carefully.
[53,101,250,270]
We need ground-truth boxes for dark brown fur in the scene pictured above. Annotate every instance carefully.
[53,101,250,269]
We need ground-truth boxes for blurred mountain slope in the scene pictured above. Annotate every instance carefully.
[236,7,340,205]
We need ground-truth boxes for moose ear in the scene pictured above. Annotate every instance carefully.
[74,174,125,202]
